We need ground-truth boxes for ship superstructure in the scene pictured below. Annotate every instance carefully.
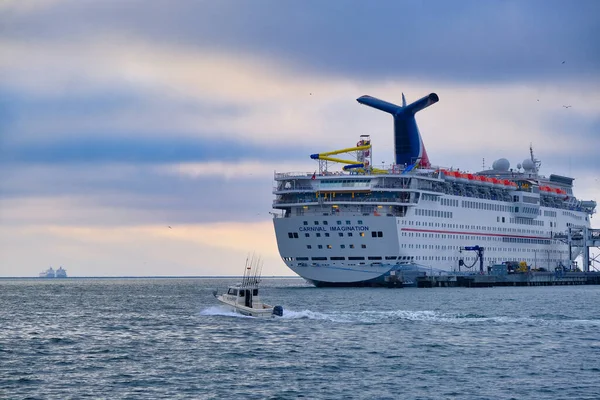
[272,93,597,287]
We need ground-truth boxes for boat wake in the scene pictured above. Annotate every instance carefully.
[275,309,600,326]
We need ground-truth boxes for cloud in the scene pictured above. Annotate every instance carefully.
[3,0,598,83]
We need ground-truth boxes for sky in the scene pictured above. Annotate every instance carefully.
[0,0,599,277]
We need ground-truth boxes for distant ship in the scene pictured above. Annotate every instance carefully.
[38,266,67,278]
[39,267,55,278]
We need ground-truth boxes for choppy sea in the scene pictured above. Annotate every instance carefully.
[1,277,599,399]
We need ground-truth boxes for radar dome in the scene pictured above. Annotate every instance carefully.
[522,159,535,172]
[492,158,510,171]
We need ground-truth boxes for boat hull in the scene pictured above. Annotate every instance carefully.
[215,296,277,318]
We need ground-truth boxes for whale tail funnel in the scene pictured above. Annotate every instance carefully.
[356,93,438,168]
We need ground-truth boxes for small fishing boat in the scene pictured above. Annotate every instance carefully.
[213,256,283,318]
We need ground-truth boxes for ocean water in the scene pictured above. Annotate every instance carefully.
[1,278,599,400]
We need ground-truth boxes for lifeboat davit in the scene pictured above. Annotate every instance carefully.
[466,174,476,185]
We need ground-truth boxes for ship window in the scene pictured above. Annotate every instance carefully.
[323,221,328,225]
[293,232,299,238]
[350,244,355,249]
[339,232,344,237]
[288,232,293,238]
[346,220,351,225]
[239,291,244,297]
[311,257,327,261]
[331,256,345,260]
[372,231,377,237]
[386,256,397,260]
[303,221,308,225]
[327,245,332,249]
[337,221,342,225]
[305,233,310,237]
[378,231,383,237]
[360,232,365,237]
[297,257,308,261]
[348,233,353,237]
[253,289,258,296]
[362,244,367,248]
[349,256,364,260]
[368,256,382,260]
[307,245,312,249]
[358,220,363,224]
[318,245,323,249]
[316,233,321,237]
[340,245,345,249]
[314,221,319,225]
[325,233,330,237]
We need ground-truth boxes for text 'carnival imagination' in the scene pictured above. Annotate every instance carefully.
[271,93,596,287]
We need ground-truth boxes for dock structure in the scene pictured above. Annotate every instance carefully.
[416,271,600,288]
[554,227,600,272]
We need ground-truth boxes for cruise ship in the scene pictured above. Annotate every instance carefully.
[39,267,55,278]
[38,266,67,278]
[272,93,597,287]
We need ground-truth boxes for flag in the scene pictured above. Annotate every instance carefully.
[311,171,316,180]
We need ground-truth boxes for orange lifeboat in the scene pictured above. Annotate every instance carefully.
[483,177,494,187]
[457,173,469,183]
[444,170,456,181]
[474,175,487,186]
[491,177,504,188]
[502,179,517,190]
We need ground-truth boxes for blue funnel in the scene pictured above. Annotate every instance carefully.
[356,93,438,168]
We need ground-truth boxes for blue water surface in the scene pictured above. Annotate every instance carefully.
[1,278,599,399]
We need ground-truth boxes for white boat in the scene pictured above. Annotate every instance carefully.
[213,256,283,318]
[271,92,597,287]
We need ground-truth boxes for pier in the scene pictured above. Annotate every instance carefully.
[416,271,600,288]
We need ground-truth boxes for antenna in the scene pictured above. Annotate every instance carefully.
[482,158,486,170]
[529,143,541,174]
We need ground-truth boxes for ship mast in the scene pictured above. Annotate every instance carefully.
[529,143,541,175]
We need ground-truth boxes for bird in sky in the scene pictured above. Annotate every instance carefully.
[562,105,572,108]
[168,226,172,229]
[562,61,565,64]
